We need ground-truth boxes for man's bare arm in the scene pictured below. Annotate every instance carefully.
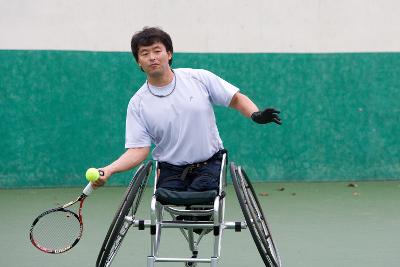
[229,92,259,118]
[93,147,150,188]
[229,92,281,125]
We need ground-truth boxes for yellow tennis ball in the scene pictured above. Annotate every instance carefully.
[85,168,100,182]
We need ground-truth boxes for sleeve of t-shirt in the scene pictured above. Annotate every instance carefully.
[125,97,152,148]
[196,69,240,107]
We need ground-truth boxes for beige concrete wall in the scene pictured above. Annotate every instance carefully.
[1,0,400,52]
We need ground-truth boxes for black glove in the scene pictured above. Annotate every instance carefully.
[251,108,282,125]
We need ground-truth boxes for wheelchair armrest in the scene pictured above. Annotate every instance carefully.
[155,188,218,206]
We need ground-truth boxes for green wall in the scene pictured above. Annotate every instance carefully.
[1,50,399,188]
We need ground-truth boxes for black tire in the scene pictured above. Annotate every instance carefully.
[96,161,152,267]
[230,162,281,267]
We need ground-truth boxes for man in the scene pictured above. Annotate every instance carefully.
[93,27,281,191]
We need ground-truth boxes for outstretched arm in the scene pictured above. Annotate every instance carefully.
[229,92,259,118]
[229,92,281,125]
[93,147,150,188]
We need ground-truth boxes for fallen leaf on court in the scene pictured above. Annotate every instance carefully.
[259,192,269,197]
[277,187,285,191]
[347,183,358,188]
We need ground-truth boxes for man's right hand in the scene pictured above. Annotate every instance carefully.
[92,167,112,189]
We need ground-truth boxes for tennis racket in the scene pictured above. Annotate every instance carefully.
[29,170,103,254]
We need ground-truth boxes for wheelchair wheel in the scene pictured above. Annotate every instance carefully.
[96,161,152,267]
[230,163,282,267]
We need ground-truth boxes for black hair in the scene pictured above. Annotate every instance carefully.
[131,27,173,65]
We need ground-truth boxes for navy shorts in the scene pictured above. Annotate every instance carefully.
[157,151,225,192]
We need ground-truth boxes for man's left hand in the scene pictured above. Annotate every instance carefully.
[251,108,282,125]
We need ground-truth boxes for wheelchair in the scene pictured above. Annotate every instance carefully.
[96,153,282,267]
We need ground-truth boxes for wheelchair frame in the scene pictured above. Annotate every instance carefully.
[96,154,281,267]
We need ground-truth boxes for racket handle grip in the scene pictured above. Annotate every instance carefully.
[83,183,94,196]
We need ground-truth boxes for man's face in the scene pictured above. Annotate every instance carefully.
[137,42,172,76]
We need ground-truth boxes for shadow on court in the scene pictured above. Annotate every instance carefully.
[1,181,399,267]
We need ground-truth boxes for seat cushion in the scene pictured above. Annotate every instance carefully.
[155,188,218,205]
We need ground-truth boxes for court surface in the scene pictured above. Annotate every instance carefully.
[1,181,399,267]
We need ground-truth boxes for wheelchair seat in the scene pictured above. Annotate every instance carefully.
[155,188,218,206]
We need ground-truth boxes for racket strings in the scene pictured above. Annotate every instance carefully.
[31,210,82,251]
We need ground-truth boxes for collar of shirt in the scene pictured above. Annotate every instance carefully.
[146,74,176,97]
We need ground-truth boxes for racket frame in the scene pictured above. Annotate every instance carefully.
[29,193,88,254]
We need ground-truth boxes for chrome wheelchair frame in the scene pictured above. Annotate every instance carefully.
[96,154,281,267]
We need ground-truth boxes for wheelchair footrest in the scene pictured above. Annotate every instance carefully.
[161,220,215,228]
[151,256,215,263]
[176,214,212,221]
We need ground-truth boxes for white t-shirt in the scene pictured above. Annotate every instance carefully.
[125,68,239,165]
